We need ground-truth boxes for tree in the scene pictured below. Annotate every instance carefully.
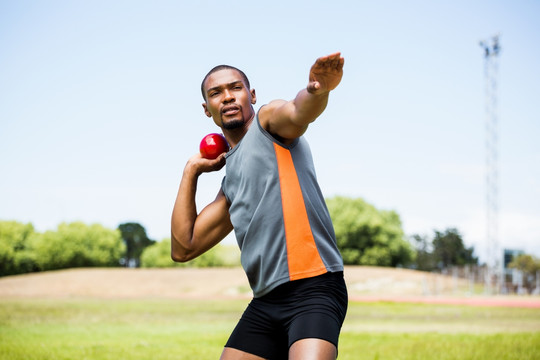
[31,222,125,270]
[508,254,540,293]
[432,228,477,269]
[118,222,155,267]
[410,234,436,271]
[0,220,38,276]
[325,196,414,267]
[410,228,478,271]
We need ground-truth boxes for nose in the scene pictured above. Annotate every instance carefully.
[223,89,235,103]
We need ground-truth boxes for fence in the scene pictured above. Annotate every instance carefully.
[424,266,539,296]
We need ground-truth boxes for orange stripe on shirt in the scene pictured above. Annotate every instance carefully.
[273,143,326,281]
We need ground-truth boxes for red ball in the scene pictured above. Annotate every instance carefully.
[199,133,229,159]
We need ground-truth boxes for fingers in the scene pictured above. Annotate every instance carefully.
[314,52,344,71]
[308,52,344,93]
[214,152,227,167]
[187,152,226,174]
[203,153,226,172]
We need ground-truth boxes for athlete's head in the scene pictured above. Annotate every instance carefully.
[201,65,250,101]
[201,65,256,130]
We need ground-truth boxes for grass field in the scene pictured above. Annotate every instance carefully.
[1,298,540,360]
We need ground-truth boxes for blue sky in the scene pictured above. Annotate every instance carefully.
[1,0,539,261]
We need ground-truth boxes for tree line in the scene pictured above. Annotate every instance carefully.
[2,196,538,283]
[0,220,241,276]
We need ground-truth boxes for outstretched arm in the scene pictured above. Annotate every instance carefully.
[170,153,233,262]
[259,52,344,143]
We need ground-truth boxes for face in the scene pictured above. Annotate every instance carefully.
[202,69,256,130]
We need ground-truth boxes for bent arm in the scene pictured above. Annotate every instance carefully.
[260,52,344,142]
[170,153,233,262]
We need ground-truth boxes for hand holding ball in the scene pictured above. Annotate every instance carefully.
[199,133,229,159]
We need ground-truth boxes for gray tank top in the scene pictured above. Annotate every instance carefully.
[222,114,343,297]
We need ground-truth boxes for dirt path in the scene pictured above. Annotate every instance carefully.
[1,266,539,307]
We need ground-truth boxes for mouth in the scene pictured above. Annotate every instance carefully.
[221,105,240,116]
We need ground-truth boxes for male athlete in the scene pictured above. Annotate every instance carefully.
[171,52,347,360]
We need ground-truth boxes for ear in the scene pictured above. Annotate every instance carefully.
[250,89,257,104]
[202,103,212,117]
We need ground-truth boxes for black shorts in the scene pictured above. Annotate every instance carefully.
[225,271,348,360]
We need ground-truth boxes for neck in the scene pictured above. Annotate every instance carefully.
[223,115,254,148]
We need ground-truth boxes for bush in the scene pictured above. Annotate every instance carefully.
[0,221,39,276]
[326,196,415,267]
[141,238,240,268]
[30,222,125,271]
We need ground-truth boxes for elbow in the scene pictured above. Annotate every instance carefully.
[171,252,190,263]
[171,246,193,263]
[170,234,194,263]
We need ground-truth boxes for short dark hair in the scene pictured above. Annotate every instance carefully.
[201,65,250,101]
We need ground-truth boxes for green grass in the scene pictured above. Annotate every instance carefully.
[1,299,539,359]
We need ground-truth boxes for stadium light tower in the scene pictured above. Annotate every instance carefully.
[479,35,501,293]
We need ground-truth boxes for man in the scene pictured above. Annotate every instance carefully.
[171,52,347,360]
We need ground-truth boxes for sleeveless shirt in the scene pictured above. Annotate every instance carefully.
[221,114,344,297]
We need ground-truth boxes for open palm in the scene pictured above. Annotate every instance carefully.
[307,52,344,94]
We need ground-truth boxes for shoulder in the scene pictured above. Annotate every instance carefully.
[258,99,287,130]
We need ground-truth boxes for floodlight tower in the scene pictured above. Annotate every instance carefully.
[479,35,501,293]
